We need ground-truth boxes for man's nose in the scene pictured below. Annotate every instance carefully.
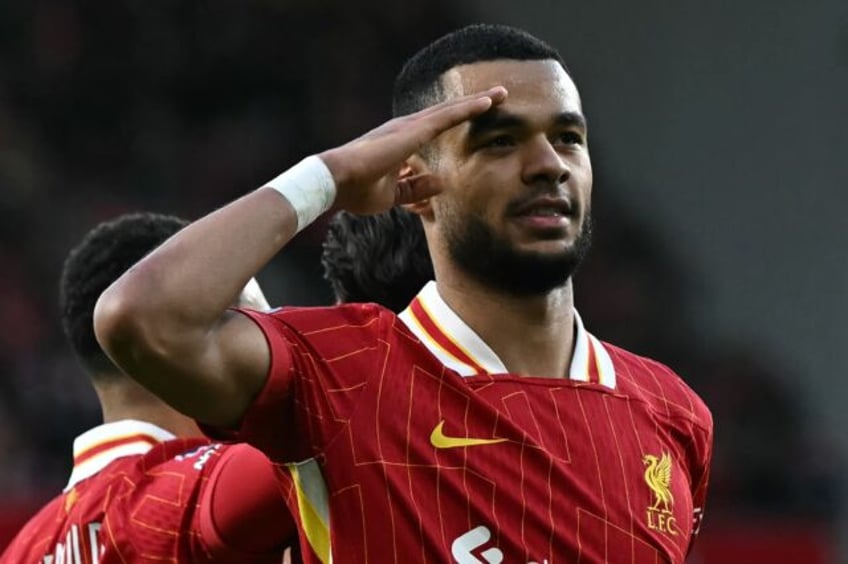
[521,136,570,185]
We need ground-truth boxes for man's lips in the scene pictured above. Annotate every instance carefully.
[510,196,575,219]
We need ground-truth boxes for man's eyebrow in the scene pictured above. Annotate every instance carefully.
[467,110,587,138]
[466,110,526,138]
[554,112,587,131]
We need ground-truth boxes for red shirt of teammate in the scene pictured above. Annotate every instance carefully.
[1,420,296,563]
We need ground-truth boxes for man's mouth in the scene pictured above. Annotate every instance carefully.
[511,196,574,218]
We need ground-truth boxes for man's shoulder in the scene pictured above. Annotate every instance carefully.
[256,302,393,333]
[250,303,403,360]
[604,342,712,430]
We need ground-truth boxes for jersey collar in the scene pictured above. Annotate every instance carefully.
[65,419,176,491]
[398,281,616,388]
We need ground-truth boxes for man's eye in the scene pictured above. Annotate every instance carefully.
[558,131,584,145]
[483,135,515,148]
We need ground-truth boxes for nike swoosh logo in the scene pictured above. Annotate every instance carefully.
[430,420,507,449]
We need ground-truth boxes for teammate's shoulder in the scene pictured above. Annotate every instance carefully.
[134,438,224,473]
[605,342,712,428]
[0,495,65,559]
[10,495,64,530]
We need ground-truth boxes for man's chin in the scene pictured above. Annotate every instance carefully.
[445,211,592,296]
[514,240,577,260]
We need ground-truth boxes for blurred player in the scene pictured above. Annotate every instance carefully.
[1,213,297,563]
[321,207,433,312]
[96,25,713,563]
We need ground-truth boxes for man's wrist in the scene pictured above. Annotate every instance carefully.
[263,155,337,233]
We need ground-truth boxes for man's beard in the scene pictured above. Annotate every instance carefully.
[444,211,593,297]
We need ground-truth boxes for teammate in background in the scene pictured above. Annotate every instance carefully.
[1,213,297,563]
[96,24,713,563]
[321,207,433,312]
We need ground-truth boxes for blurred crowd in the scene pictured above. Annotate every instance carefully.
[0,0,840,541]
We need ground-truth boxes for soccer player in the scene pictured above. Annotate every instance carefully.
[95,25,713,563]
[321,207,433,312]
[1,213,297,563]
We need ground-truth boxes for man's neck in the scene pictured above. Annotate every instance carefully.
[94,376,203,438]
[434,273,575,378]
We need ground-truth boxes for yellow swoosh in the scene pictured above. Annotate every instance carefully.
[430,420,507,449]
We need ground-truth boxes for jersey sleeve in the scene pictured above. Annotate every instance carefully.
[199,307,300,460]
[198,444,296,562]
[687,405,714,554]
[202,303,391,462]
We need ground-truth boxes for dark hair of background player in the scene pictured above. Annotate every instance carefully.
[60,212,187,377]
[322,207,434,313]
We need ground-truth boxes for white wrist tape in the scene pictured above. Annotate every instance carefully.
[264,155,337,233]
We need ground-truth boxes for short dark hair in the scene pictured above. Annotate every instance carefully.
[322,208,433,313]
[60,212,188,376]
[392,23,567,117]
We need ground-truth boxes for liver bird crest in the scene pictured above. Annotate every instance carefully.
[643,452,674,513]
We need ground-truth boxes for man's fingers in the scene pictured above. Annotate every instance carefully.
[487,86,509,105]
[321,86,506,213]
[413,86,508,141]
[415,86,508,119]
[395,173,443,205]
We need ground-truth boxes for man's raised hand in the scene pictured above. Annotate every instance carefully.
[320,86,507,215]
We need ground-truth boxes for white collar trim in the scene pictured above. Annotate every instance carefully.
[64,419,175,491]
[399,281,616,388]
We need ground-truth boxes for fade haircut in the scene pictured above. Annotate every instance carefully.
[60,212,188,377]
[322,208,434,313]
[392,23,567,118]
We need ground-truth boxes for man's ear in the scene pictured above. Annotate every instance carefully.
[400,154,435,219]
[399,153,429,179]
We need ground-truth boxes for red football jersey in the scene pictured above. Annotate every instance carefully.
[217,282,713,563]
[1,420,296,564]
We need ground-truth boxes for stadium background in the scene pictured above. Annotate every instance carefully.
[0,1,844,562]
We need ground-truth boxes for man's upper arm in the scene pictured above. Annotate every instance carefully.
[110,308,275,429]
[94,279,279,428]
[201,309,278,428]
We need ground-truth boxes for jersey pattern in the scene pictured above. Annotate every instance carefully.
[0,420,295,564]
[229,282,713,564]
